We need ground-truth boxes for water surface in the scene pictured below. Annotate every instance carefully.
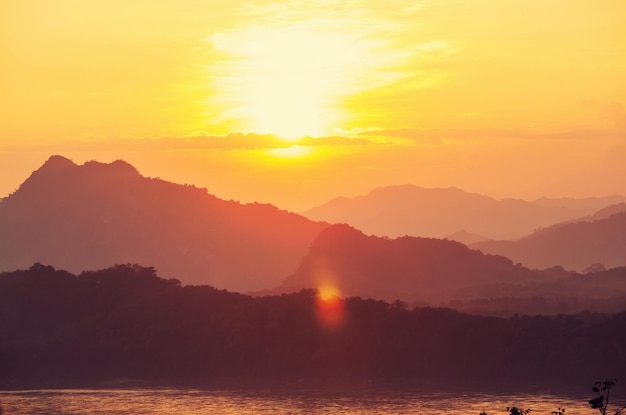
[0,388,602,415]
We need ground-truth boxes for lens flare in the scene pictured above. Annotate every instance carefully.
[315,284,346,331]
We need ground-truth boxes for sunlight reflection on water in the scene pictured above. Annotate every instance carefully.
[0,388,601,415]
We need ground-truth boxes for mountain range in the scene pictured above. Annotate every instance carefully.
[301,184,626,240]
[0,155,329,292]
[471,209,626,272]
[273,223,626,314]
[2,155,625,312]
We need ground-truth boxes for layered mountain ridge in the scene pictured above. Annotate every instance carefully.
[274,223,626,315]
[472,210,626,272]
[302,184,626,240]
[0,155,329,292]
[3,155,625,311]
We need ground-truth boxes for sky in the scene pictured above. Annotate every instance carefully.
[1,0,625,211]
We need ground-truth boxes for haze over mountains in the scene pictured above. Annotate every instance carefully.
[472,210,626,272]
[0,155,329,292]
[274,224,626,315]
[275,224,542,303]
[302,184,626,241]
[2,155,625,314]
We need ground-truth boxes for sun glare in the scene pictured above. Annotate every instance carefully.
[316,284,346,331]
[208,24,378,140]
[266,145,312,158]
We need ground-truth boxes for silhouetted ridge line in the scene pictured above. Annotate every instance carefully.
[472,211,626,272]
[82,159,141,177]
[40,154,77,170]
[273,223,626,316]
[0,155,329,292]
[9,155,77,198]
[0,263,624,389]
[302,184,626,240]
[276,223,537,300]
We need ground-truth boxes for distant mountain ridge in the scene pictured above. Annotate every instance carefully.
[0,155,329,291]
[533,196,626,211]
[275,224,551,302]
[561,202,626,224]
[443,229,489,245]
[274,224,626,314]
[302,184,626,240]
[471,210,626,272]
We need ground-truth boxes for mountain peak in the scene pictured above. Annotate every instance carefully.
[1,155,330,292]
[39,155,78,172]
[83,159,140,178]
[11,155,79,197]
[8,156,142,202]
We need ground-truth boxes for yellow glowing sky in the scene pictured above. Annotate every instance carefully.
[1,0,625,210]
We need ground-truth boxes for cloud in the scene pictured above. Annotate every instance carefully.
[9,126,621,155]
[358,128,484,144]
[202,0,458,136]
[179,133,375,149]
[298,136,374,146]
[0,132,382,153]
[4,125,622,156]
[358,127,625,144]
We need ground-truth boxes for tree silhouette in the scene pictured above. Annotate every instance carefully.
[481,379,626,415]
[590,379,625,415]
[507,407,532,415]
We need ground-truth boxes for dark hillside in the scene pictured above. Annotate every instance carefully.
[472,211,626,272]
[276,224,560,303]
[274,224,626,315]
[0,264,623,389]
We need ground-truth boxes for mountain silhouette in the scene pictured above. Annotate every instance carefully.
[273,224,626,314]
[533,195,626,211]
[3,263,625,388]
[302,184,626,240]
[275,224,559,303]
[471,210,626,272]
[444,229,489,245]
[564,202,626,223]
[0,155,329,291]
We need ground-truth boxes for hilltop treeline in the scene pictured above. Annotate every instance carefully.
[277,224,626,315]
[0,264,624,389]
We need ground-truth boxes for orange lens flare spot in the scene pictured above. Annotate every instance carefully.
[315,285,346,331]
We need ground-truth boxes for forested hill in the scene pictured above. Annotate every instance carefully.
[0,263,623,389]
[275,224,543,303]
[274,224,626,314]
[472,210,626,272]
[0,155,329,291]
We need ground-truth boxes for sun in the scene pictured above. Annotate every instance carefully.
[208,24,373,140]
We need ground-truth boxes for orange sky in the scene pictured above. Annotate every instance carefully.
[1,0,625,211]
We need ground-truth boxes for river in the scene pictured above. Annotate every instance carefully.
[0,388,607,415]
